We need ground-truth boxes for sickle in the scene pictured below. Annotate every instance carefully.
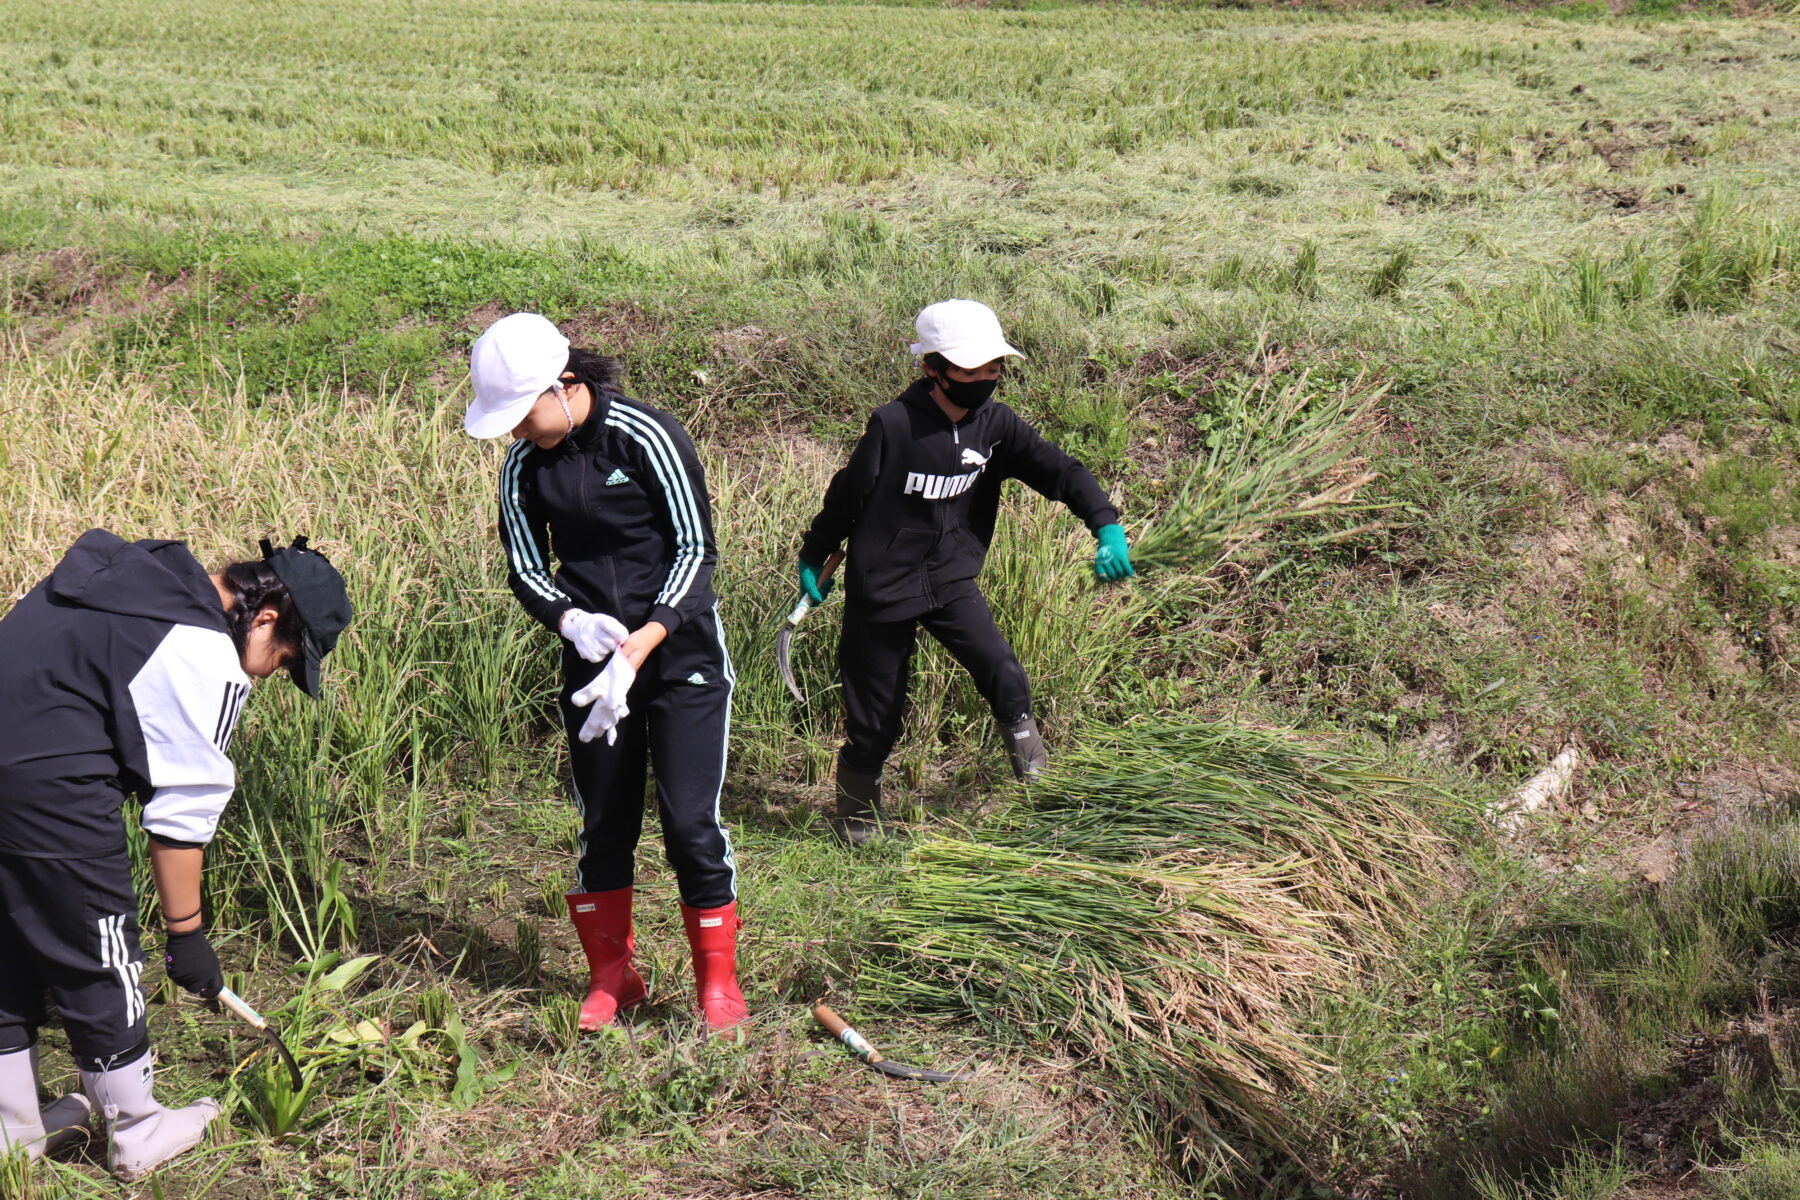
[217,987,304,1093]
[777,549,844,705]
[812,1003,974,1084]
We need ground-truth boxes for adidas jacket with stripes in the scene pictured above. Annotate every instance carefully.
[497,388,724,684]
[0,529,248,859]
[495,388,737,908]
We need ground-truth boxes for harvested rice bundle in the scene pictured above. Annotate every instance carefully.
[869,719,1447,1176]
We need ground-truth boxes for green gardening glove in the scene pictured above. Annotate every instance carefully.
[1093,523,1135,582]
[798,558,834,605]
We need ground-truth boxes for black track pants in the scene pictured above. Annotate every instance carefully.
[558,647,737,910]
[0,851,150,1068]
[838,589,1032,774]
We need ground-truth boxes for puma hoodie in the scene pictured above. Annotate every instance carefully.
[801,379,1119,623]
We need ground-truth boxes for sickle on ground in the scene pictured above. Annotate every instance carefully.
[812,1003,975,1084]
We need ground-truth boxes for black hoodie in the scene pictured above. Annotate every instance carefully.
[0,530,249,858]
[800,381,1120,623]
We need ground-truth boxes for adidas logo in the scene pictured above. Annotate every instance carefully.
[604,468,629,486]
[686,671,707,685]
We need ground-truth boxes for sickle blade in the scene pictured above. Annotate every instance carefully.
[869,1058,975,1084]
[218,986,304,1093]
[777,625,805,704]
[264,1023,304,1094]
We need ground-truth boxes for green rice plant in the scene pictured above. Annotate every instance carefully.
[1368,247,1414,299]
[537,997,583,1053]
[514,916,543,986]
[424,869,451,907]
[1669,189,1799,314]
[1571,252,1606,322]
[0,1151,114,1200]
[1127,373,1386,579]
[539,874,566,917]
[1282,240,1320,300]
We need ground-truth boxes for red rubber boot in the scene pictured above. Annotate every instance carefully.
[680,901,749,1036]
[566,889,648,1031]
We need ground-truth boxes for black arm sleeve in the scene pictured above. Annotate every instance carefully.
[497,439,576,633]
[799,414,885,565]
[630,412,718,636]
[997,406,1120,532]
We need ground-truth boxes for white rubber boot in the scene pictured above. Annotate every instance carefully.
[80,1049,220,1181]
[0,1046,92,1159]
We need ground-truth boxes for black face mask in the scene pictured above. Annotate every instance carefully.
[934,372,999,412]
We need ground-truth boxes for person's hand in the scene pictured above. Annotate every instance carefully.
[798,559,834,606]
[560,609,628,663]
[573,654,636,745]
[619,622,668,672]
[1093,524,1135,582]
[163,926,223,998]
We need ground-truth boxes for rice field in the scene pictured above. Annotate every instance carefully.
[3,1,1800,1197]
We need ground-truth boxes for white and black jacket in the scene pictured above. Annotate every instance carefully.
[801,381,1120,623]
[0,530,248,859]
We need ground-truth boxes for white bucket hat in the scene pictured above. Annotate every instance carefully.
[909,299,1024,369]
[465,313,571,439]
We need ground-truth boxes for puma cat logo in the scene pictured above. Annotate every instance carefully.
[905,445,996,500]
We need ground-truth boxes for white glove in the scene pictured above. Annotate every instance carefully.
[572,653,636,745]
[560,609,628,663]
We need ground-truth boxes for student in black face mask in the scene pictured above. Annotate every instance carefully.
[796,300,1135,844]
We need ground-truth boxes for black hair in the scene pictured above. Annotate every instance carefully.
[218,560,303,658]
[920,352,951,377]
[563,347,625,396]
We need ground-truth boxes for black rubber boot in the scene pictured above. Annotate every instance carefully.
[1000,715,1048,782]
[832,758,883,846]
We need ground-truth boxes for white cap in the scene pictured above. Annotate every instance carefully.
[464,313,571,439]
[908,299,1024,369]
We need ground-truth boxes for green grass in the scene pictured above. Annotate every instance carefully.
[4,0,1800,1195]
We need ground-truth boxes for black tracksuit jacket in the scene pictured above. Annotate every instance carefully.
[0,530,248,859]
[497,387,724,683]
[800,380,1120,623]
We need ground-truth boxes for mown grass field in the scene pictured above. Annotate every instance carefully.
[3,1,1800,1197]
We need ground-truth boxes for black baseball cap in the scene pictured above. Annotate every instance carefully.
[260,536,353,698]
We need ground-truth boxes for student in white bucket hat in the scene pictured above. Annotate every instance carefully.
[796,300,1134,843]
[466,313,747,1037]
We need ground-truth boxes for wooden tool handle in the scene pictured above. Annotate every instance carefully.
[216,987,267,1031]
[819,549,845,584]
[812,1003,851,1038]
[812,1003,883,1063]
